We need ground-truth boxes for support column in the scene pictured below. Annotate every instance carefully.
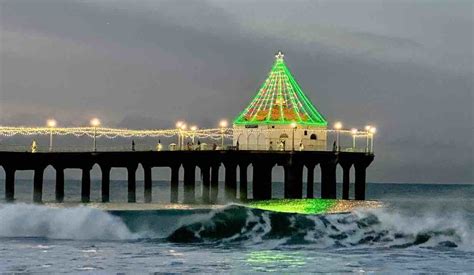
[261,164,272,200]
[239,163,248,201]
[81,167,91,203]
[306,164,315,198]
[55,167,65,203]
[252,164,262,200]
[253,163,272,200]
[321,161,337,199]
[128,166,137,203]
[33,167,44,203]
[183,163,195,204]
[201,165,211,204]
[170,165,179,203]
[224,162,237,201]
[100,166,110,203]
[210,165,219,203]
[144,165,152,203]
[341,164,352,200]
[354,164,367,200]
[284,164,303,199]
[5,168,15,202]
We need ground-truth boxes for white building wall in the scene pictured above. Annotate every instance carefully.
[233,124,327,151]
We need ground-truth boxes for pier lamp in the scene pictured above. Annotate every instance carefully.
[90,118,101,152]
[180,123,187,149]
[176,121,184,150]
[351,128,358,150]
[291,122,297,151]
[334,121,342,151]
[219,120,228,148]
[364,125,372,153]
[369,127,377,153]
[190,125,197,144]
[46,119,57,152]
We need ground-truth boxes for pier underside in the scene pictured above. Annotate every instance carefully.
[0,151,373,203]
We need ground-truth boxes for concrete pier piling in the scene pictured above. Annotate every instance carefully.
[224,161,237,201]
[5,168,15,202]
[183,163,196,204]
[143,165,152,203]
[81,167,91,203]
[127,165,137,203]
[210,164,220,203]
[239,163,248,201]
[201,165,211,204]
[0,151,373,203]
[55,167,65,202]
[101,166,111,203]
[170,165,179,203]
[320,160,337,199]
[33,167,44,203]
[306,164,315,198]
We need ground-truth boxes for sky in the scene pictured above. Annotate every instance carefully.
[0,0,473,183]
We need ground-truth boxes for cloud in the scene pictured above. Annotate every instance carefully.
[0,0,472,183]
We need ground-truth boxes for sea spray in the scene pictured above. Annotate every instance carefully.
[0,204,135,240]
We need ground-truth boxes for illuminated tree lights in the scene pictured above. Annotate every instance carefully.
[233,52,327,126]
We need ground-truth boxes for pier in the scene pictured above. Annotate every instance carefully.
[1,52,377,204]
[0,150,373,203]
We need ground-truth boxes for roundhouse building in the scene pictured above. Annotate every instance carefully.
[233,52,328,151]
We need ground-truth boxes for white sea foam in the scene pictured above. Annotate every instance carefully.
[0,203,135,240]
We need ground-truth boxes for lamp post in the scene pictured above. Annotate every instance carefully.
[369,127,377,153]
[190,125,197,144]
[334,121,342,151]
[364,125,371,153]
[90,118,101,152]
[290,122,297,151]
[176,121,183,150]
[180,123,187,149]
[47,119,57,152]
[351,128,358,151]
[219,120,228,149]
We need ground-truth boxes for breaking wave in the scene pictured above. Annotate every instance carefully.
[0,204,135,240]
[167,205,473,250]
[0,203,471,251]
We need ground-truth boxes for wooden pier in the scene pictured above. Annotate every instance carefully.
[0,151,374,203]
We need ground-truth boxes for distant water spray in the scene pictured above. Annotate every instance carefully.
[0,204,135,240]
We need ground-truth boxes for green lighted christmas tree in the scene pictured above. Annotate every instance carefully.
[233,52,327,127]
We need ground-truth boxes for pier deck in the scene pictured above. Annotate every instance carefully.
[0,150,373,203]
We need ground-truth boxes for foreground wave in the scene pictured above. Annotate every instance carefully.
[167,205,472,249]
[0,203,471,250]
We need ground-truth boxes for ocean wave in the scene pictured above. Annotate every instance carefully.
[167,204,473,250]
[0,203,135,240]
[0,203,471,250]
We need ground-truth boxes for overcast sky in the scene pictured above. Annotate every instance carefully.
[0,0,472,183]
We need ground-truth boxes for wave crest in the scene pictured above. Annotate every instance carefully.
[167,204,472,250]
[0,204,135,240]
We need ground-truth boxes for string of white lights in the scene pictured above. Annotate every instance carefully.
[0,126,371,139]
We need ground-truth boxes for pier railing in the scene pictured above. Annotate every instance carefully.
[0,126,376,153]
[0,144,370,153]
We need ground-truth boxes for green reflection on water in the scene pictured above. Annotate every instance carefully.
[247,199,336,214]
[246,250,306,272]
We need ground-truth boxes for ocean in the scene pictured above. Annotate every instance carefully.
[0,180,473,273]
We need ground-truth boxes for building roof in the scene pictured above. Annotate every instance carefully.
[233,52,328,127]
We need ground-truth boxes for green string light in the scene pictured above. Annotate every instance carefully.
[233,53,328,127]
